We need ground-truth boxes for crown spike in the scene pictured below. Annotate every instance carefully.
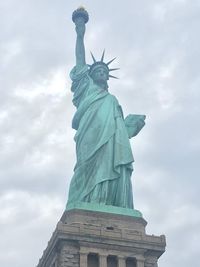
[109,74,119,79]
[107,57,116,66]
[101,49,105,62]
[90,51,96,62]
[109,68,120,72]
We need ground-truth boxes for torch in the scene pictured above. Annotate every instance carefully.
[72,7,89,25]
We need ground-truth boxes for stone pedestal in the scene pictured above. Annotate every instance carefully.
[37,209,166,267]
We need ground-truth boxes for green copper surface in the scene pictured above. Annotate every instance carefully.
[67,8,145,212]
[66,202,143,218]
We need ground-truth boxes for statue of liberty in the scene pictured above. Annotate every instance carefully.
[66,8,145,210]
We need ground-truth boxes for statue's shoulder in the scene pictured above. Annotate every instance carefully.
[70,64,89,81]
[108,93,120,104]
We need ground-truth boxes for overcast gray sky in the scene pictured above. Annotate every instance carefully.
[0,0,200,266]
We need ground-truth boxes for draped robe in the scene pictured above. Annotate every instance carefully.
[67,64,138,209]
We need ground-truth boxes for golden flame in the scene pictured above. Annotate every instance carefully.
[77,6,86,10]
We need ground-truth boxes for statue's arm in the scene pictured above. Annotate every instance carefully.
[75,18,86,66]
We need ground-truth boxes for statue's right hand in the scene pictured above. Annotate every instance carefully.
[75,18,85,37]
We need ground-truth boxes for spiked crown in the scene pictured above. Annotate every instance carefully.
[88,50,119,79]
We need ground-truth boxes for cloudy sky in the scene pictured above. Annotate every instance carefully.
[1,0,200,266]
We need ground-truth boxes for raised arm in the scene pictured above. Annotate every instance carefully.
[75,18,86,66]
[72,8,89,67]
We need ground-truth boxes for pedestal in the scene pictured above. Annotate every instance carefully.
[37,208,166,267]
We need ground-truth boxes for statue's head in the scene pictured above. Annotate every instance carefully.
[88,50,119,89]
[89,64,109,85]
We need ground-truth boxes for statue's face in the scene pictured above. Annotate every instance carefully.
[91,66,109,84]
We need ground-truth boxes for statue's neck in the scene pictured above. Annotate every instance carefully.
[94,80,108,91]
